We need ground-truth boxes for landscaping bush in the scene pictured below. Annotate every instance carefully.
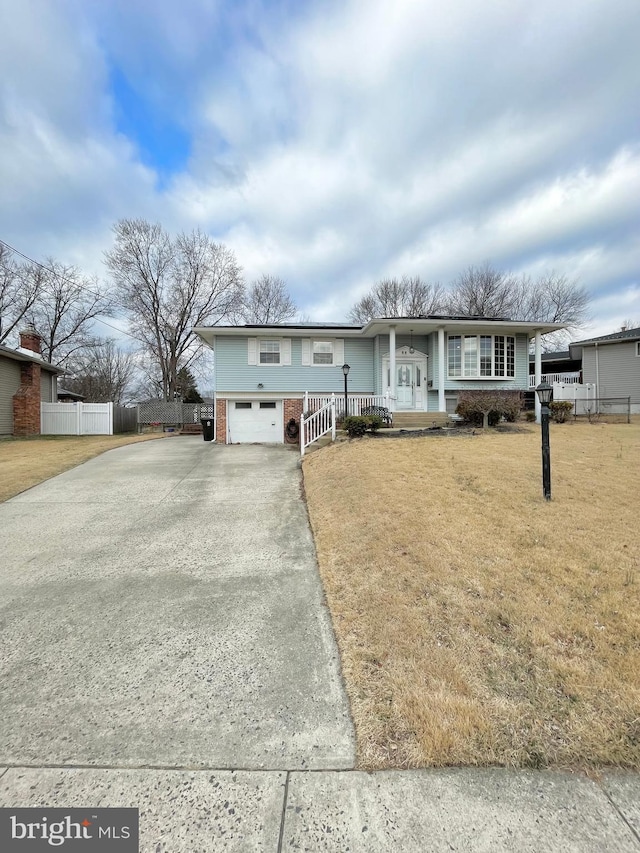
[549,400,574,423]
[342,416,368,437]
[456,390,524,429]
[342,415,383,437]
[525,411,536,422]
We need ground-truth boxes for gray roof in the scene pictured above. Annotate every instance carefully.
[57,387,85,400]
[0,344,64,373]
[528,350,573,362]
[571,326,640,346]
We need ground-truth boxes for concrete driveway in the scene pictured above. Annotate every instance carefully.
[0,438,355,770]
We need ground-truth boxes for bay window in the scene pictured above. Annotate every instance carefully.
[448,334,515,378]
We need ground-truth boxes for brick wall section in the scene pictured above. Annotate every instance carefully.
[215,398,227,443]
[283,399,303,446]
[283,398,303,428]
[13,362,41,435]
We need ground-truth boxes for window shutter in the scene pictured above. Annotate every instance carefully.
[301,339,311,366]
[248,338,257,365]
[334,339,344,365]
[281,338,291,365]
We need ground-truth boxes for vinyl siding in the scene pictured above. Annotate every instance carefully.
[582,341,640,404]
[0,356,21,434]
[214,335,375,393]
[40,370,55,403]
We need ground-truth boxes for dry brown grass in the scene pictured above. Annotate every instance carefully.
[0,433,167,503]
[303,421,640,770]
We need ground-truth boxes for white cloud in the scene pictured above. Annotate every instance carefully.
[0,0,637,339]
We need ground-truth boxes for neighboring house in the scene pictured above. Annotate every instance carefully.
[569,327,640,413]
[0,326,64,436]
[194,316,565,444]
[57,387,85,403]
[527,350,582,388]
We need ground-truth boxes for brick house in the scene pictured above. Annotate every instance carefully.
[0,327,64,436]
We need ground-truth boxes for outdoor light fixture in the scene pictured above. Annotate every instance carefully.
[409,329,415,353]
[342,363,350,419]
[257,383,264,389]
[536,381,552,500]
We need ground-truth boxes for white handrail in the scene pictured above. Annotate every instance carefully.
[305,393,388,417]
[300,396,336,456]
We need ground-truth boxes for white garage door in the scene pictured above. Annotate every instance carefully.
[227,400,283,443]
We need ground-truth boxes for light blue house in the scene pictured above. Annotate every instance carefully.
[194,316,565,446]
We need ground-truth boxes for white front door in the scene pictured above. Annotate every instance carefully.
[396,362,414,408]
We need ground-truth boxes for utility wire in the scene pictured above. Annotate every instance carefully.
[0,237,141,345]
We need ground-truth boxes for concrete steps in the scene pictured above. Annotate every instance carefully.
[391,412,451,428]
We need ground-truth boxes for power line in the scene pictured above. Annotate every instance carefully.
[0,237,141,345]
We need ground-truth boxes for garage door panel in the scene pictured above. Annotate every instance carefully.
[228,401,283,443]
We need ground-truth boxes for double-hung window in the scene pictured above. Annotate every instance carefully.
[312,340,334,365]
[259,340,280,364]
[447,334,516,378]
[301,338,344,367]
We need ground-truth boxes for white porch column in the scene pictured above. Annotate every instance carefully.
[438,327,446,412]
[534,330,542,423]
[389,325,396,412]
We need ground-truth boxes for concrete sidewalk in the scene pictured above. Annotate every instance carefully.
[1,766,638,851]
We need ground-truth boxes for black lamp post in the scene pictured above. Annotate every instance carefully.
[342,363,350,419]
[536,381,552,501]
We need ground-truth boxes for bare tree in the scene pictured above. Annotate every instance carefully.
[0,243,44,346]
[445,263,591,348]
[521,272,591,328]
[105,219,244,401]
[240,275,297,323]
[445,263,523,318]
[348,276,446,323]
[27,261,114,364]
[620,318,640,331]
[63,338,135,403]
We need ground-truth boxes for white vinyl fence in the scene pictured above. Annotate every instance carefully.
[41,402,113,435]
[552,382,597,414]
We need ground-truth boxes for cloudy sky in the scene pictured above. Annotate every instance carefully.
[0,0,638,338]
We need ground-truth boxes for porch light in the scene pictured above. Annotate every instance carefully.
[535,381,552,406]
[535,381,553,500]
[409,329,414,354]
[342,363,350,420]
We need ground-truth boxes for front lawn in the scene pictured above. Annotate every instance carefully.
[0,433,167,503]
[303,421,640,770]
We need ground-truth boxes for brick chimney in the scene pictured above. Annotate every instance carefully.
[19,324,42,355]
[13,324,43,435]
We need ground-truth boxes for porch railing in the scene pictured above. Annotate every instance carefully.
[300,397,335,456]
[304,392,390,418]
[528,371,581,389]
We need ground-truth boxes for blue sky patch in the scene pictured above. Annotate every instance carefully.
[109,66,191,183]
